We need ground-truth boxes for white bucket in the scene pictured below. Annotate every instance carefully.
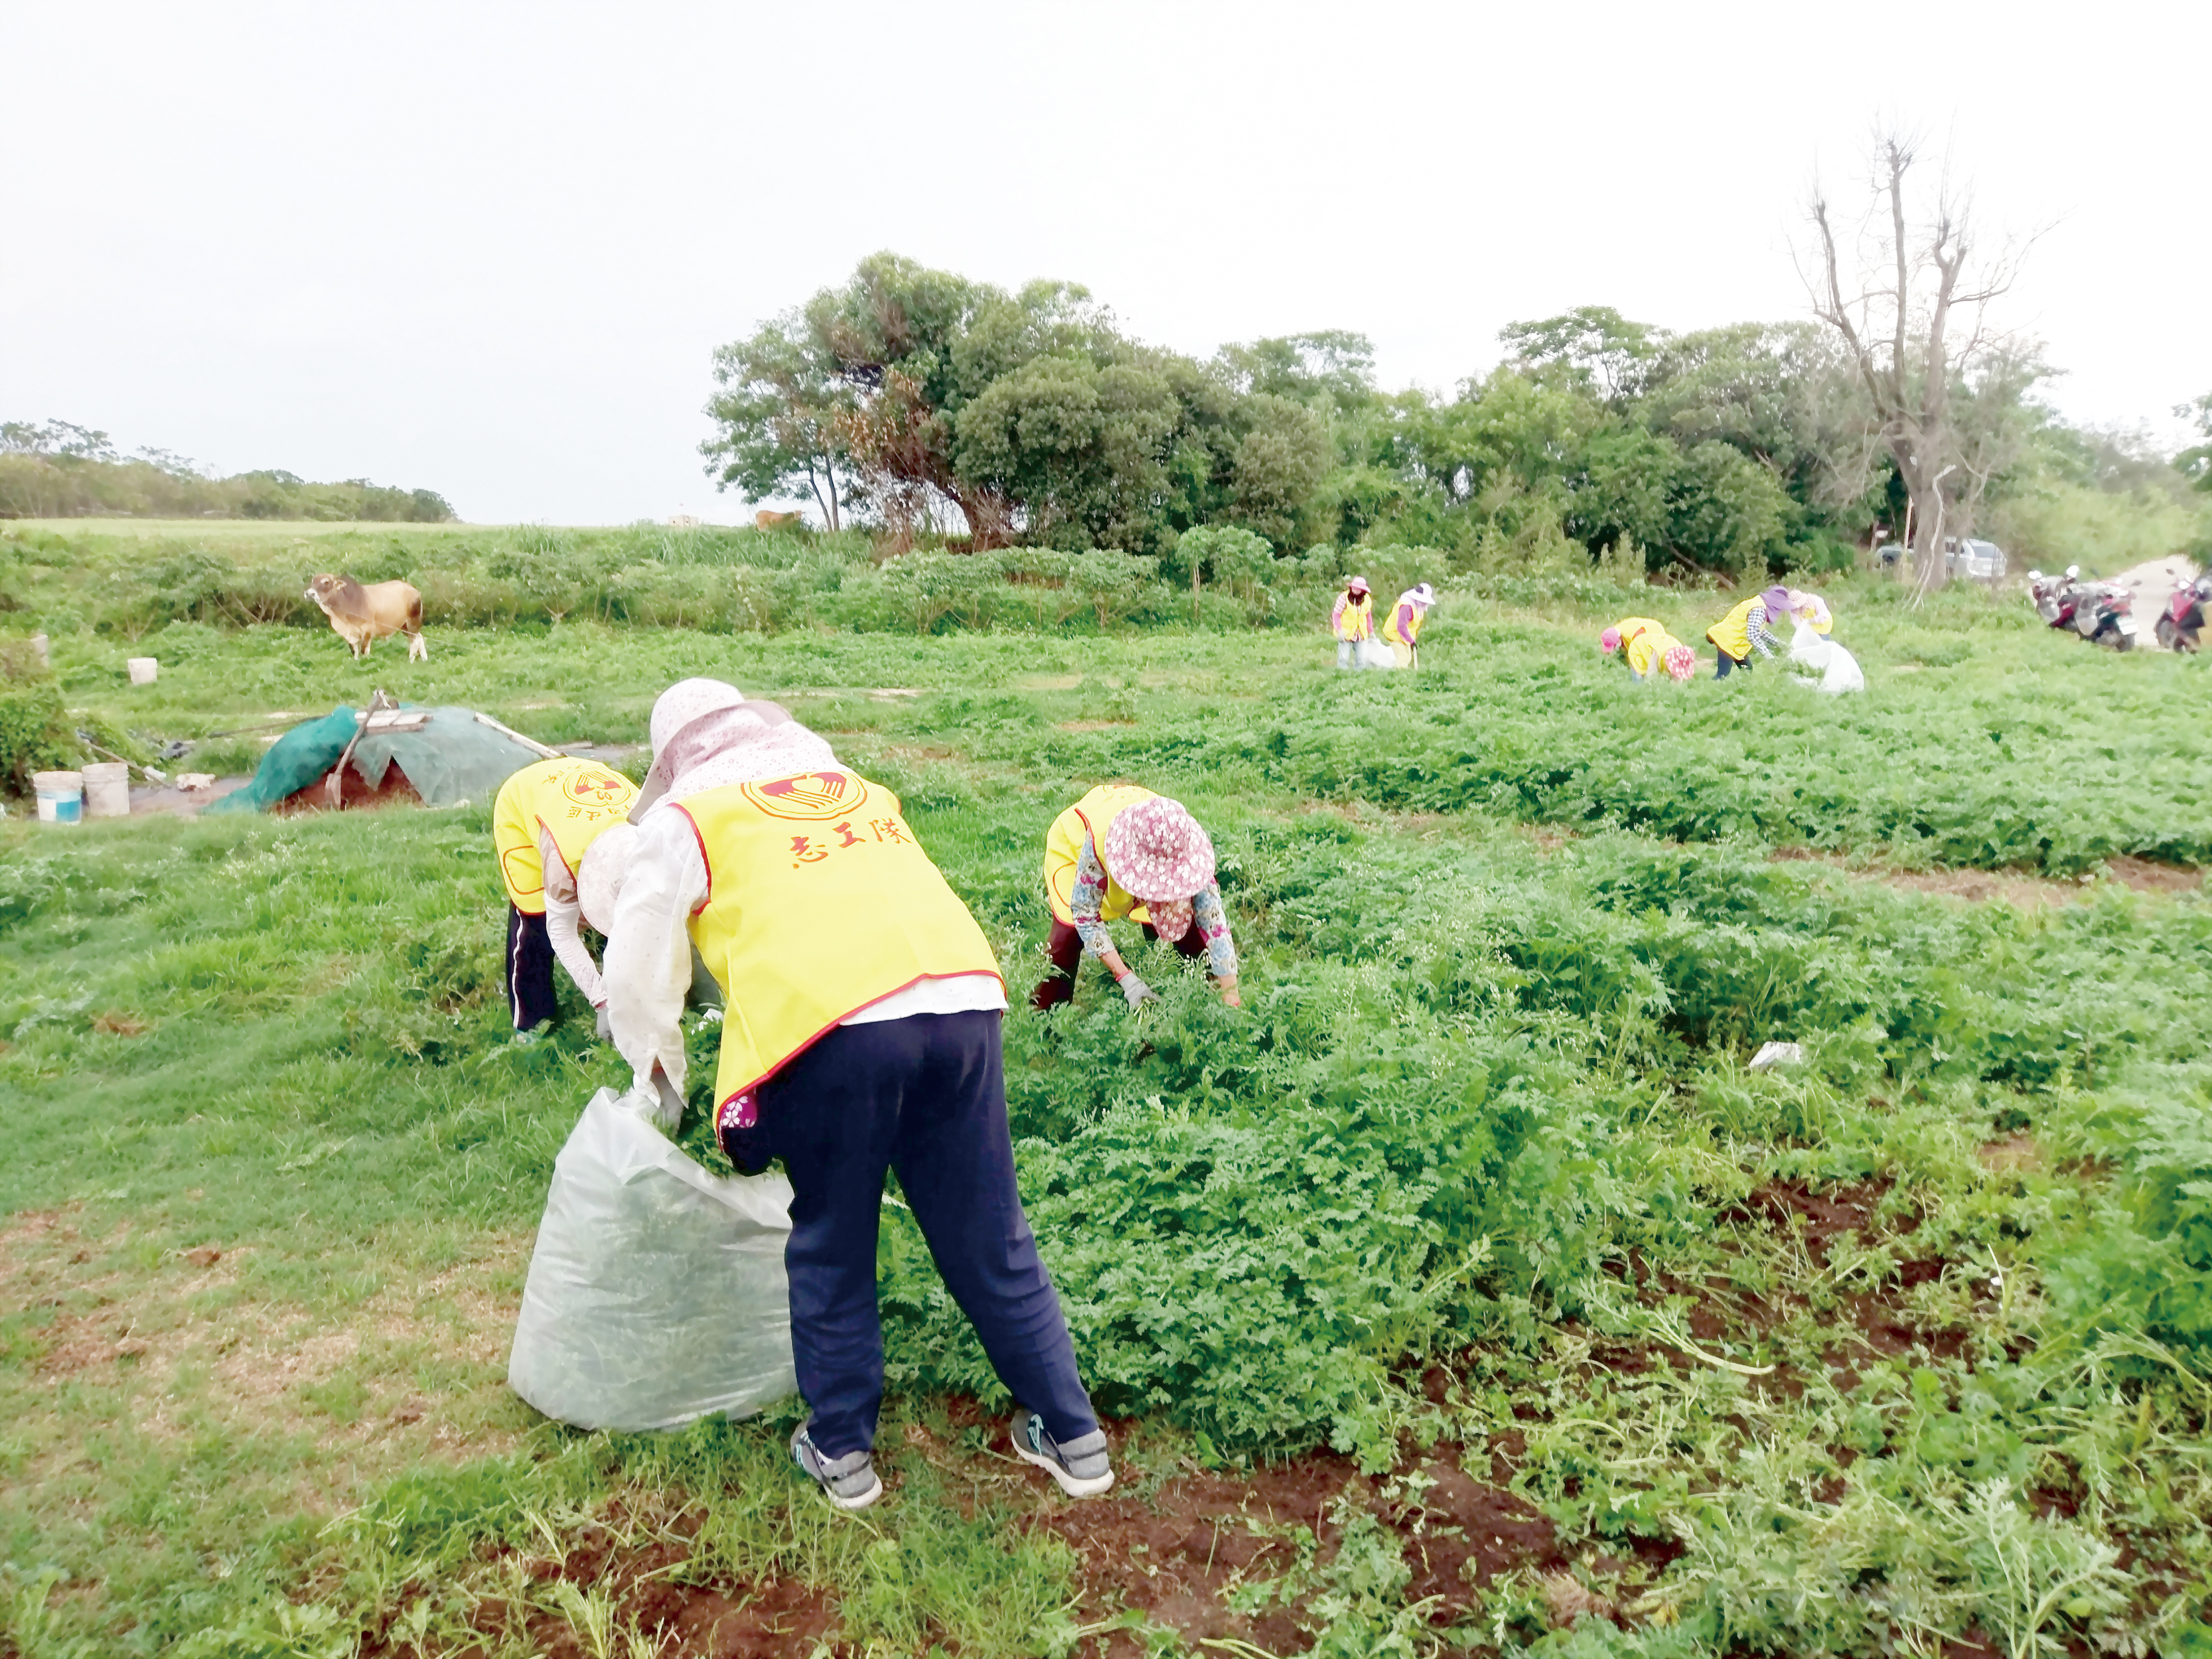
[34,770,84,825]
[127,657,158,685]
[82,761,130,818]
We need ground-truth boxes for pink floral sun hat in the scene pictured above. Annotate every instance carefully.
[1663,644,1697,682]
[1103,795,1215,904]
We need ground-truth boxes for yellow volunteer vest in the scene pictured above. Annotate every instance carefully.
[1333,594,1372,642]
[1613,618,1677,679]
[492,758,638,914]
[1707,597,1759,660]
[678,770,1002,1106]
[1381,597,1424,646]
[1043,784,1157,928]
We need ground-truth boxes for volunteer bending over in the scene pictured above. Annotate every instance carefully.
[1380,582,1436,668]
[1330,575,1374,670]
[1599,618,1696,682]
[491,757,639,1031]
[1031,785,1239,1011]
[1706,585,1790,680]
[602,680,1111,1511]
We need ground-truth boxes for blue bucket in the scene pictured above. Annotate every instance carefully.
[35,770,84,825]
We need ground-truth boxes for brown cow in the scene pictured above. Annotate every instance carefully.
[754,509,804,531]
[305,573,428,661]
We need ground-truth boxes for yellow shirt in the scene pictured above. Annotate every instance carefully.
[1043,784,1157,928]
[1611,617,1685,679]
[1380,596,1426,646]
[491,758,638,914]
[678,770,1002,1106]
[1707,597,1759,660]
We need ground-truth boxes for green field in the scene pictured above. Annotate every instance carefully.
[3,523,2210,1656]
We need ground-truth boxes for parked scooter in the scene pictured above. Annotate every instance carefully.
[2074,581,2137,650]
[2028,567,2085,634]
[2154,574,2211,653]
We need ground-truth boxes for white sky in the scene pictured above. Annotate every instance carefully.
[5,0,2206,526]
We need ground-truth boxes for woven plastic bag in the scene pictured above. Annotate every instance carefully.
[1358,638,1398,670]
[508,1089,796,1431]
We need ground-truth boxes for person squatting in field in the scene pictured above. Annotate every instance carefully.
[1330,575,1374,669]
[1706,586,1790,679]
[1599,618,1698,682]
[1380,582,1436,668]
[492,757,640,1030]
[1030,784,1241,1012]
[598,679,1112,1510]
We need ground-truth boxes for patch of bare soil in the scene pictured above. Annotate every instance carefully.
[277,762,423,814]
[2104,855,2203,895]
[1771,847,2201,905]
[1055,719,1136,731]
[127,776,252,817]
[1769,848,2081,908]
[358,1505,842,1659]
[1717,1179,1985,1368]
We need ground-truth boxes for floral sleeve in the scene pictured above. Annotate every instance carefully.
[1193,883,1238,979]
[1071,837,1116,961]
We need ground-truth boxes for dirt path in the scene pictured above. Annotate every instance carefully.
[2106,555,2199,650]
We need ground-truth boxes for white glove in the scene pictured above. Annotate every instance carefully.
[624,1070,686,1135]
[1118,974,1156,1007]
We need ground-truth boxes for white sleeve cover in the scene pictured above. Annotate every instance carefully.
[605,808,708,1096]
[539,827,604,1008]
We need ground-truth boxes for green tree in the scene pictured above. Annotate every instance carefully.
[1498,306,1659,405]
[1217,330,1378,415]
[710,253,1338,554]
[2175,393,2212,492]
[701,311,861,530]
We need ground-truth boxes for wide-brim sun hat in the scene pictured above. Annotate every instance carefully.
[1409,583,1436,606]
[650,678,748,758]
[1600,627,1622,653]
[1347,576,1370,595]
[1663,644,1697,682]
[1102,796,1215,903]
[631,678,754,818]
[1761,586,1791,617]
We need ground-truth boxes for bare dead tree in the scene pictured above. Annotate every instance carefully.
[1800,128,2035,597]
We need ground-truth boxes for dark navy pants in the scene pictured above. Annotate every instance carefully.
[505,904,558,1030]
[750,1010,1096,1458]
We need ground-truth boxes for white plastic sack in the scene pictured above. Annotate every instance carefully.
[1788,622,1866,694]
[508,1088,797,1431]
[1358,637,1398,670]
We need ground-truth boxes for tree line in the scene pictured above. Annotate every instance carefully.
[705,149,2211,589]
[0,421,455,523]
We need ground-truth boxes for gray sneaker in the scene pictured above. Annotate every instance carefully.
[791,1424,883,1510]
[1010,1410,1114,1497]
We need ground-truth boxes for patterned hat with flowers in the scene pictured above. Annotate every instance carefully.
[1102,795,1216,902]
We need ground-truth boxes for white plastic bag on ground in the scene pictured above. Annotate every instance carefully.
[1357,637,1397,670]
[1787,622,1866,694]
[508,1088,796,1431]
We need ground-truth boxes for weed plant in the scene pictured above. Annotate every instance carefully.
[1,545,2208,1653]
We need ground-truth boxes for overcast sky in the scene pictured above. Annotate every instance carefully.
[5,0,2206,525]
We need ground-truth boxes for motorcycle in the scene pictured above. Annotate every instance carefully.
[2154,574,2211,653]
[2074,581,2136,651]
[2028,567,2084,634]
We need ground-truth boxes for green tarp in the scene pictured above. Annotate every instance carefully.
[210,705,546,814]
[206,705,358,814]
